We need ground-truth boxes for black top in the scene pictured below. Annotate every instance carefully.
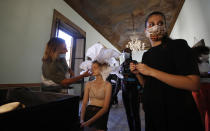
[142,39,203,130]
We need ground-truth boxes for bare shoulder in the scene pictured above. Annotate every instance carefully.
[105,81,111,88]
[85,81,92,89]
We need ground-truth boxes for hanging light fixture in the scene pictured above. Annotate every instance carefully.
[126,13,145,51]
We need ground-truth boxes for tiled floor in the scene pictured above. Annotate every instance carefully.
[79,90,145,131]
[107,90,145,131]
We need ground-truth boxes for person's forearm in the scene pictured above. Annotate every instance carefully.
[61,74,85,86]
[135,74,144,87]
[150,68,200,91]
[80,105,86,122]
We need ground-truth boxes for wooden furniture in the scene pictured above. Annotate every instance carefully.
[0,87,80,130]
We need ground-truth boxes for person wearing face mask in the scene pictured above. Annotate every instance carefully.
[192,46,210,77]
[192,46,210,130]
[199,54,210,75]
[41,37,90,92]
[130,11,203,131]
[120,48,142,131]
[199,54,210,76]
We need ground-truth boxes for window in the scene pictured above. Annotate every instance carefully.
[57,29,73,66]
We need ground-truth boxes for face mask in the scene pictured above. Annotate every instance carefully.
[59,53,66,58]
[145,25,166,38]
[199,54,209,62]
[123,52,131,59]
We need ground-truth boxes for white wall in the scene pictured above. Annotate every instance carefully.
[170,0,210,47]
[0,0,118,84]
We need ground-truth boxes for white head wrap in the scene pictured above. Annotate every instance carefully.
[80,43,123,80]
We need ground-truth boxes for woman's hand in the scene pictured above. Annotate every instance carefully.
[80,120,91,127]
[82,70,91,77]
[132,70,140,75]
[130,62,139,75]
[136,63,154,76]
[130,62,136,72]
